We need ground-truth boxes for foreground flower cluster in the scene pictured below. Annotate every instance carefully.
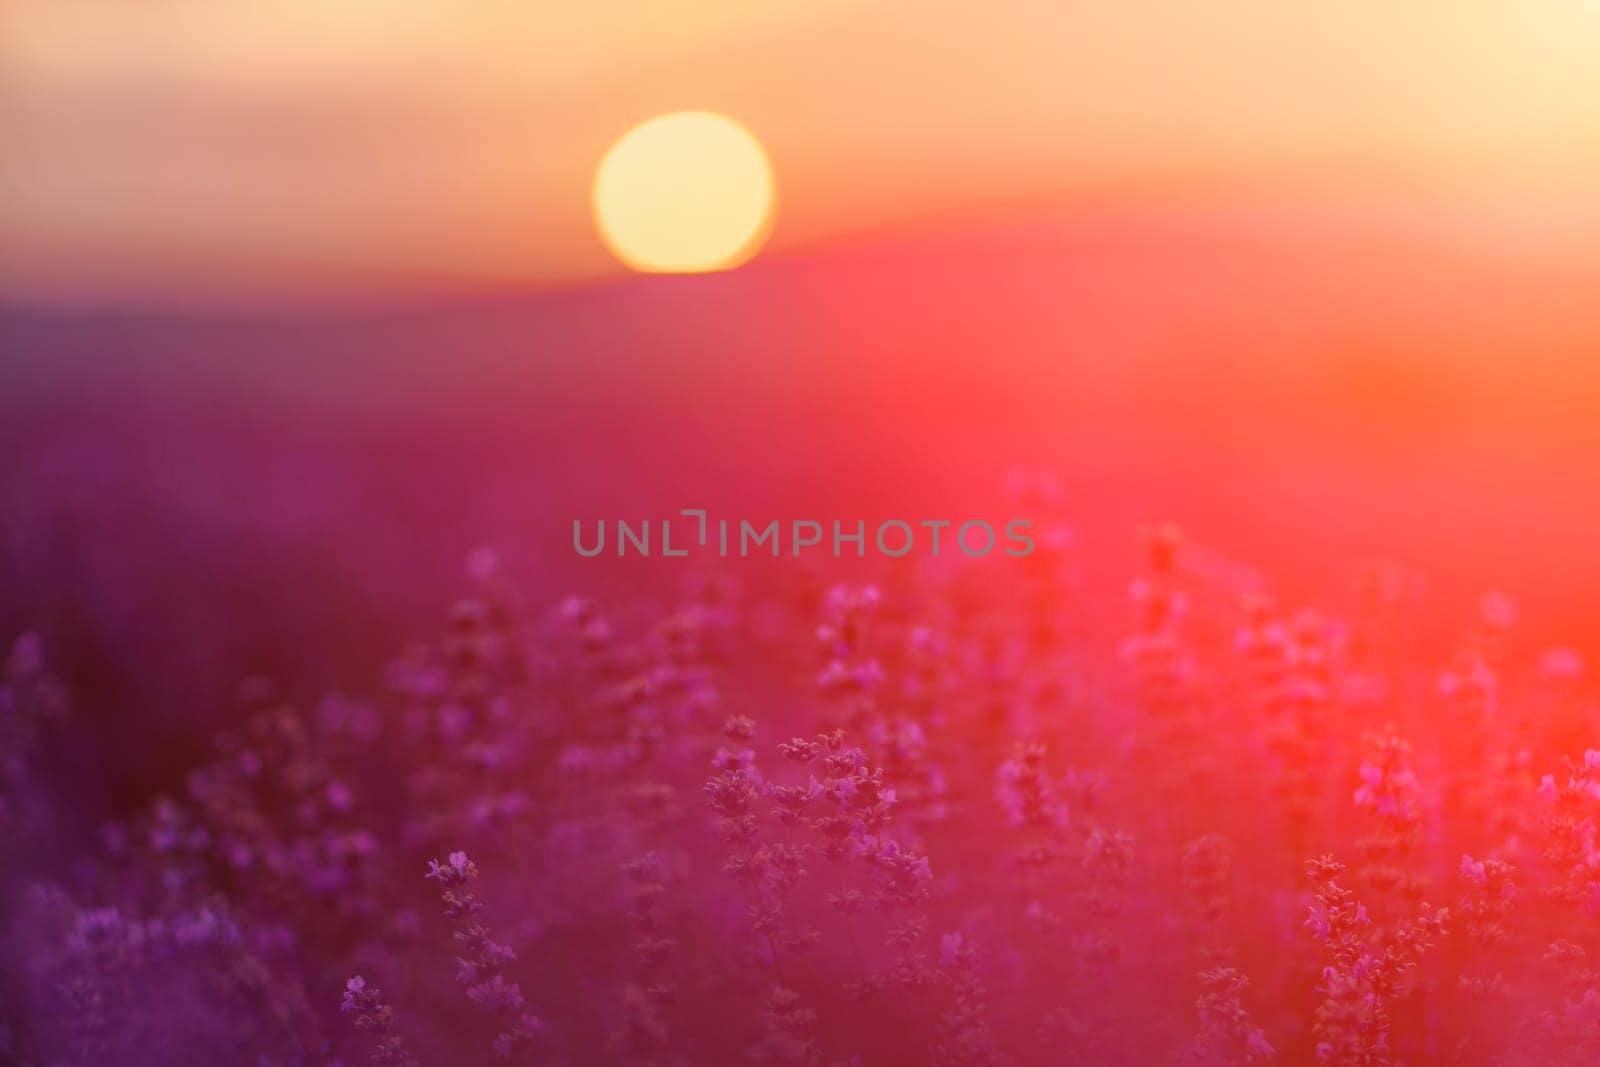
[3,509,1599,1065]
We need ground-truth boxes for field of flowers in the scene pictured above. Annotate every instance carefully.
[3,465,1597,1067]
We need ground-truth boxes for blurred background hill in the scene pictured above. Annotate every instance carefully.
[5,198,1600,806]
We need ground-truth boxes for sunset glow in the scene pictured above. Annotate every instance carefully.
[14,2,1600,1064]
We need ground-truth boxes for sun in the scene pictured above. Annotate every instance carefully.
[592,111,776,274]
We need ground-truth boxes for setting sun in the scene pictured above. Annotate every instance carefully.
[592,111,776,274]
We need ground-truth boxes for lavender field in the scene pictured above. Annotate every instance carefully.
[4,462,1600,1064]
[5,220,1600,1065]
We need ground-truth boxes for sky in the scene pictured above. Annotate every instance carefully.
[3,0,1600,305]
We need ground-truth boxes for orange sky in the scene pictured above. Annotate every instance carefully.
[3,0,1600,305]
